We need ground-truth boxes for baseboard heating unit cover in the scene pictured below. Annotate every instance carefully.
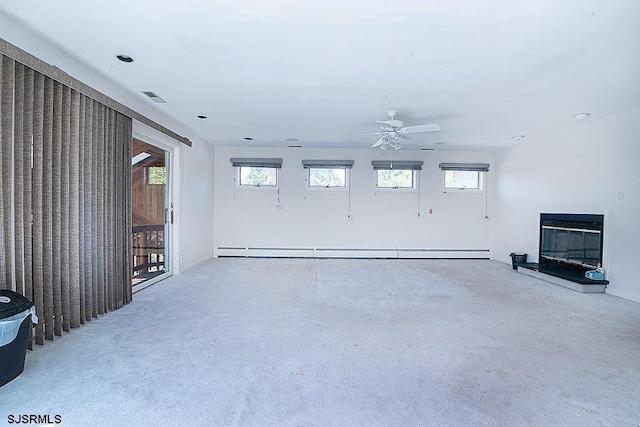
[216,247,491,259]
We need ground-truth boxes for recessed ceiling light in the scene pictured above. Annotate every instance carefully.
[116,54,134,63]
[285,137,299,142]
[197,115,207,119]
[572,112,591,121]
[512,135,525,141]
[244,137,253,141]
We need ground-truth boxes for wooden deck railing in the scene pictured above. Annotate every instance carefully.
[132,224,165,279]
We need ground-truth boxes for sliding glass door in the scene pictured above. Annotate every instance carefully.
[131,139,172,289]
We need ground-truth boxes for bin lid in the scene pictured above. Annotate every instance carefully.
[0,290,34,320]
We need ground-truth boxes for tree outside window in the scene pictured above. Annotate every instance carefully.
[308,168,346,187]
[376,170,414,188]
[240,167,277,186]
[148,167,166,185]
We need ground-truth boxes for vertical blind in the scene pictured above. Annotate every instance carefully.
[0,53,132,348]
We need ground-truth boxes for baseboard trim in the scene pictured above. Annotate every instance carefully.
[605,287,640,303]
[180,255,214,274]
[216,247,491,259]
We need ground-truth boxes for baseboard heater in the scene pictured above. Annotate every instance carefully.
[216,247,492,259]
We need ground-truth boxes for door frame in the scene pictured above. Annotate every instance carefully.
[132,121,181,292]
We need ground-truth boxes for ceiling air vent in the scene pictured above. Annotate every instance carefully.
[141,91,166,103]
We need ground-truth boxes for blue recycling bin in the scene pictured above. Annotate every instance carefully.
[0,290,38,387]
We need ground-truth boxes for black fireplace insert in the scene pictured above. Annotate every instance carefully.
[539,213,604,276]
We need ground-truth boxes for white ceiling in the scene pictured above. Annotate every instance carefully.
[1,0,639,150]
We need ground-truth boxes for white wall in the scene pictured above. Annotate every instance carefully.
[492,108,640,302]
[1,13,217,274]
[179,142,216,270]
[214,147,494,254]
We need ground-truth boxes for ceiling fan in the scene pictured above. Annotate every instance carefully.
[357,111,441,150]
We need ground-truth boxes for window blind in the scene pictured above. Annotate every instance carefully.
[302,160,354,169]
[371,160,423,170]
[230,158,283,168]
[439,163,490,172]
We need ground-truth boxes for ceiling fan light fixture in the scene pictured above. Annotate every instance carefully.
[572,112,591,121]
[368,111,441,150]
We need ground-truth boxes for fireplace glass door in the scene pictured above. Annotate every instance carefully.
[541,226,602,268]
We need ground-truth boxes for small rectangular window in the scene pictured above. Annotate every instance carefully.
[376,170,414,189]
[308,167,347,188]
[444,170,483,191]
[239,166,277,187]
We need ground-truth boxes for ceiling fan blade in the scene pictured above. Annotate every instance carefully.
[399,133,428,143]
[346,132,383,138]
[402,123,441,133]
[371,137,386,147]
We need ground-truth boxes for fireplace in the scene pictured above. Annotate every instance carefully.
[516,213,607,292]
[539,213,604,277]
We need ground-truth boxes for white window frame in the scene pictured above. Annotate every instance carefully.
[443,170,485,193]
[132,121,181,287]
[306,167,349,191]
[235,166,279,190]
[375,169,417,191]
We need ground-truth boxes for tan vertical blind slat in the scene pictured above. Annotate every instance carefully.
[0,56,14,290]
[32,71,45,345]
[106,109,116,311]
[83,98,94,321]
[52,81,63,336]
[123,117,133,303]
[22,68,34,348]
[115,115,125,307]
[69,90,82,329]
[90,101,99,318]
[95,103,106,315]
[13,62,25,296]
[61,85,71,332]
[42,77,55,341]
[78,94,85,324]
